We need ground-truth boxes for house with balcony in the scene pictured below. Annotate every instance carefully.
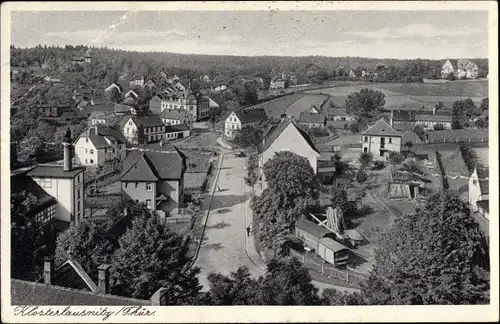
[74,125,127,167]
[120,147,186,215]
[361,118,402,159]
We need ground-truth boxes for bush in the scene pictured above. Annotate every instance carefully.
[371,160,386,170]
[359,152,373,167]
[403,141,413,149]
[388,151,404,165]
[349,122,360,133]
[433,123,445,131]
[414,125,427,141]
[356,167,368,183]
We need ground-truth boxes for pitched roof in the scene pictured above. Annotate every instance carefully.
[319,237,349,252]
[414,113,452,123]
[120,148,185,181]
[11,174,57,214]
[299,112,326,124]
[11,279,151,306]
[296,218,332,240]
[160,108,192,120]
[261,118,320,154]
[48,260,98,292]
[114,103,135,114]
[362,118,402,137]
[457,59,470,69]
[165,124,190,132]
[234,108,268,124]
[78,125,126,146]
[129,115,165,128]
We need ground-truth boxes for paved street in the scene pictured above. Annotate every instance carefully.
[194,154,264,290]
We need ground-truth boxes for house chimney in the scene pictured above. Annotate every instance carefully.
[432,107,436,115]
[44,256,54,285]
[63,128,73,172]
[97,264,112,294]
[150,287,168,306]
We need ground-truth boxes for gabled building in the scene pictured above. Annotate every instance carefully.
[361,118,402,158]
[391,109,452,130]
[104,82,123,93]
[269,77,286,90]
[145,78,156,88]
[224,108,268,138]
[469,166,489,218]
[113,103,136,116]
[124,89,139,100]
[37,103,73,118]
[129,74,144,87]
[327,107,355,122]
[259,118,321,183]
[11,259,166,305]
[441,59,479,79]
[74,124,127,167]
[120,115,168,144]
[120,148,186,215]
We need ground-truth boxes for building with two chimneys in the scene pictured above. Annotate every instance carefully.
[441,59,479,79]
[11,258,169,305]
[11,131,85,228]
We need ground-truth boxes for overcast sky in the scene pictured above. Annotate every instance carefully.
[10,10,489,59]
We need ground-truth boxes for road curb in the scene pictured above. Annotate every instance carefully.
[189,153,225,267]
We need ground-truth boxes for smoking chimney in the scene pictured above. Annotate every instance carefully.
[63,128,73,172]
[43,256,54,285]
[97,264,112,294]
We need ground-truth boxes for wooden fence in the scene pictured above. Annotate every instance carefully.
[289,249,369,289]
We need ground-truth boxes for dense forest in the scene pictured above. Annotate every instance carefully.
[10,45,489,85]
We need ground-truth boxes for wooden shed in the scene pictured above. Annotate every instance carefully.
[318,237,350,267]
[295,218,350,267]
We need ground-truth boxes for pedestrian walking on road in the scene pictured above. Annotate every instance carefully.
[246,226,250,237]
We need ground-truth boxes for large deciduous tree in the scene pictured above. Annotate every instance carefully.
[232,125,263,149]
[253,152,319,254]
[345,88,386,119]
[362,193,490,305]
[452,98,481,118]
[110,211,201,303]
[55,219,115,282]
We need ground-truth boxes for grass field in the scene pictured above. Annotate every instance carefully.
[306,80,488,112]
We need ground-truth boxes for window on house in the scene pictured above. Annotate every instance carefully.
[90,149,94,154]
[90,159,94,164]
[77,175,80,183]
[113,148,115,153]
[146,182,152,191]
[77,201,81,212]
[77,189,81,199]
[364,136,368,142]
[363,147,368,153]
[473,179,478,185]
[146,199,152,209]
[128,121,132,126]
[135,182,138,188]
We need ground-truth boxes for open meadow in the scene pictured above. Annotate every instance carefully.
[307,80,488,112]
